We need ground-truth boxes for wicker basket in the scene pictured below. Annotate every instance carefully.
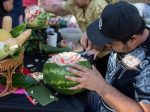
[0,53,24,97]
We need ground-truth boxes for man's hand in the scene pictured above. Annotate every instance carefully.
[65,64,148,112]
[80,32,93,51]
[65,64,107,92]
[80,32,109,59]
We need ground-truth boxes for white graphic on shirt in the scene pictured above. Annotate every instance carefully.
[103,46,150,111]
[105,53,117,84]
[106,48,146,83]
[140,60,149,69]
[135,65,150,93]
[122,48,145,68]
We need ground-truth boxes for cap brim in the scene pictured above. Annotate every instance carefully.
[86,19,114,45]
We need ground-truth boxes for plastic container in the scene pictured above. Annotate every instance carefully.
[46,28,57,47]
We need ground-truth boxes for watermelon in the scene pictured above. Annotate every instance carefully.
[25,5,47,28]
[43,52,91,95]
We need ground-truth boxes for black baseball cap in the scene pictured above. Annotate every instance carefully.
[86,1,142,45]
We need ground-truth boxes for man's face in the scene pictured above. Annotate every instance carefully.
[74,0,91,8]
[105,41,133,53]
[92,41,130,52]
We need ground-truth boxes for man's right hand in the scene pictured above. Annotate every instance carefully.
[80,32,93,51]
[80,32,110,59]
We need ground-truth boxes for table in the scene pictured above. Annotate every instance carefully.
[0,54,88,112]
[0,93,87,112]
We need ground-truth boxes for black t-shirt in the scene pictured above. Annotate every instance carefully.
[98,28,150,112]
[0,0,9,28]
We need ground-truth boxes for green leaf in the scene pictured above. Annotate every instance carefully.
[26,84,58,106]
[12,73,39,88]
[10,24,27,38]
[40,44,71,54]
[0,73,39,88]
[24,29,47,55]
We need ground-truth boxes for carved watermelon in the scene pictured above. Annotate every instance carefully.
[43,52,91,95]
[25,5,47,28]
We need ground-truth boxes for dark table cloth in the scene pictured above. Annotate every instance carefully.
[0,93,87,112]
[0,54,88,112]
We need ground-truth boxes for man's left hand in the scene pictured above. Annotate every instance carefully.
[65,64,107,92]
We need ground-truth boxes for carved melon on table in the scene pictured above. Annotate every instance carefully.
[43,52,91,95]
[25,5,47,28]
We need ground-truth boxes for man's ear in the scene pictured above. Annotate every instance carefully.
[127,35,138,46]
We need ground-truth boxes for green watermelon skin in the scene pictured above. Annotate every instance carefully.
[43,61,91,95]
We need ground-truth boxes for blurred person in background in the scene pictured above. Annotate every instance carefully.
[41,0,108,32]
[40,0,78,27]
[9,0,24,28]
[40,0,64,6]
[0,0,13,28]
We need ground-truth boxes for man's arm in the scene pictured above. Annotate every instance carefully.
[3,0,13,12]
[41,2,70,16]
[97,82,146,112]
[66,64,150,112]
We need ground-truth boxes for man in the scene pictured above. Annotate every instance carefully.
[80,1,150,49]
[0,0,13,28]
[41,0,108,32]
[65,1,150,112]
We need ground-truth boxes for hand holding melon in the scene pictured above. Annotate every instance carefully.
[43,52,91,95]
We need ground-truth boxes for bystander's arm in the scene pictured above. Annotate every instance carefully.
[41,1,70,16]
